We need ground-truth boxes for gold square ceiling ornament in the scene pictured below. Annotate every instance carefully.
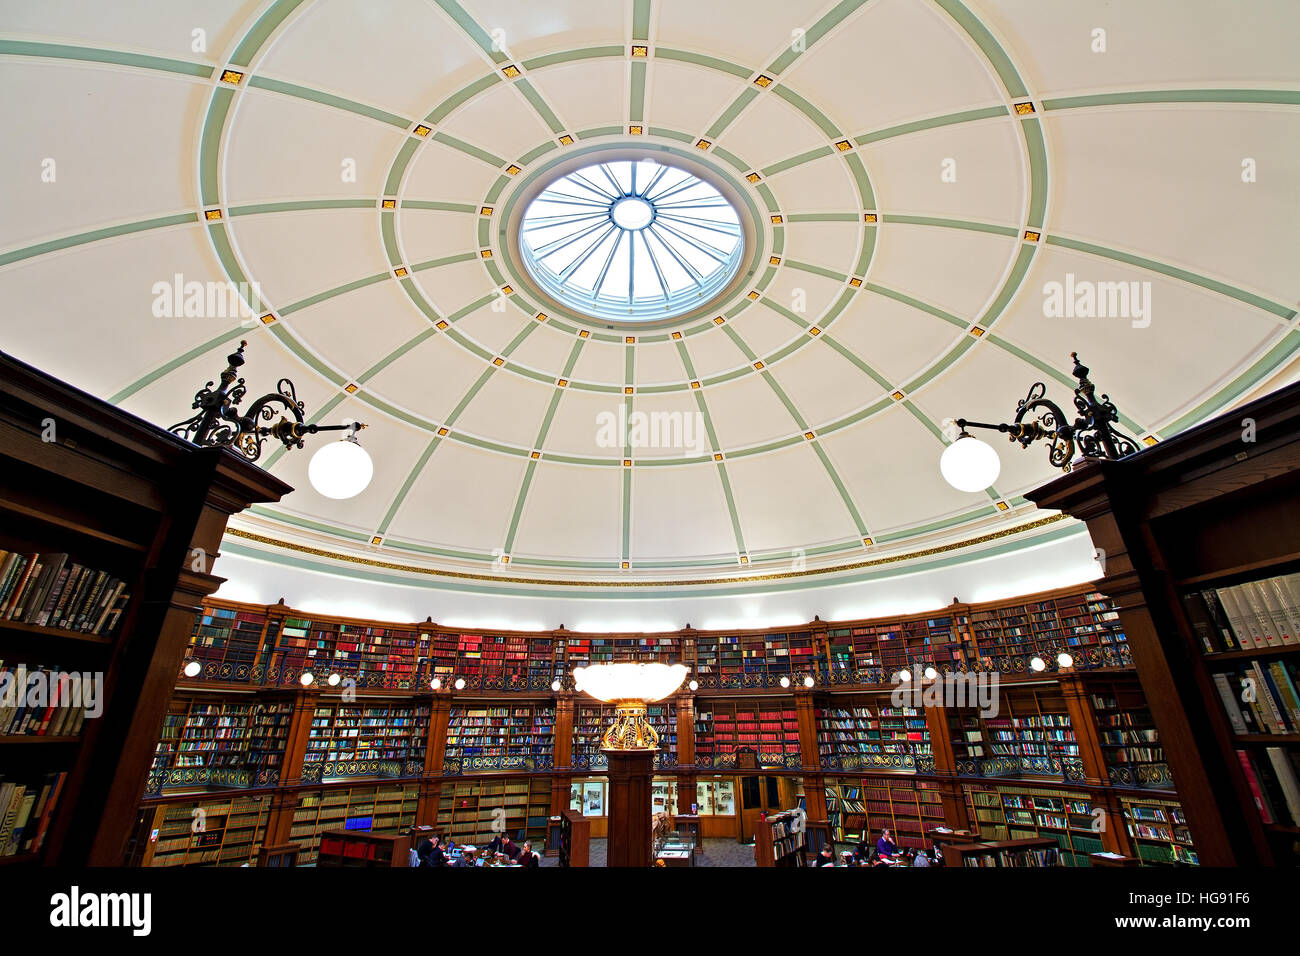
[1143,435,1159,446]
[746,172,761,183]
[382,199,396,209]
[834,140,852,151]
[695,138,711,150]
[629,125,643,135]
[220,69,243,85]
[623,459,631,467]
[891,390,905,401]
[345,383,359,394]
[204,208,222,221]
[848,277,862,288]
[671,331,682,339]
[1023,229,1041,242]
[535,312,548,322]
[371,535,383,545]
[996,501,1010,511]
[691,380,700,389]
[714,453,723,461]
[558,134,574,146]
[626,336,636,343]
[480,249,493,258]
[809,327,821,336]
[480,206,493,216]
[578,329,589,338]
[803,431,814,440]
[1015,101,1036,115]
[492,356,504,366]
[863,537,873,546]
[506,163,521,175]
[769,256,781,266]
[436,320,448,330]
[557,378,568,387]
[631,45,648,57]
[260,313,276,325]
[754,75,773,88]
[770,215,783,224]
[502,64,521,78]
[414,124,432,137]
[437,427,448,436]
[747,291,760,300]
[531,451,540,460]
[864,213,878,223]
[393,266,408,278]
[622,561,630,570]
[969,326,985,337]
[624,386,633,394]
[713,316,725,325]
[501,284,513,295]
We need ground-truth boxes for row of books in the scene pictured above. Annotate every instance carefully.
[0,551,131,636]
[0,773,65,857]
[1237,747,1300,827]
[1210,660,1300,735]
[1188,574,1300,652]
[0,664,89,737]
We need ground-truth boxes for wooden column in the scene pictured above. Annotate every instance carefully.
[1028,460,1264,865]
[922,700,969,831]
[415,695,452,824]
[674,694,697,815]
[604,748,654,867]
[550,695,574,816]
[793,690,820,771]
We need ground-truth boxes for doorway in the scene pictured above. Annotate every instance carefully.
[738,775,801,842]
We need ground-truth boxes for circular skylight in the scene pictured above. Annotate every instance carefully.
[519,159,744,322]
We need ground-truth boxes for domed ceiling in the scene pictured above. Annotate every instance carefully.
[2,0,1299,595]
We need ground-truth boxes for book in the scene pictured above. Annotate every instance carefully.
[1211,673,1248,734]
[1214,587,1258,649]
[1236,750,1275,824]
[1266,747,1300,827]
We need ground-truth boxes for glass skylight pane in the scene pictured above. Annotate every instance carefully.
[520,159,744,321]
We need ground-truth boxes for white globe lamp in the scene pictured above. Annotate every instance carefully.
[940,431,1001,493]
[309,429,373,500]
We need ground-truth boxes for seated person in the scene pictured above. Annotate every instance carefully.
[814,844,837,867]
[452,846,478,867]
[911,846,931,867]
[501,833,521,861]
[519,840,540,867]
[486,832,506,855]
[851,839,872,865]
[876,828,899,858]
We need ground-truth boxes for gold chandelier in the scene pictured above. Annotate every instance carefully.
[573,662,688,751]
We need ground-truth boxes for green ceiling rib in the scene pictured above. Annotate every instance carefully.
[864,283,967,329]
[0,212,197,268]
[108,325,248,404]
[632,0,652,42]
[377,436,441,534]
[523,46,624,70]
[503,458,540,553]
[397,278,442,324]
[853,105,1010,145]
[206,223,265,311]
[431,0,509,63]
[811,442,870,536]
[766,0,869,73]
[819,335,894,391]
[401,200,479,213]
[772,84,842,138]
[881,214,1018,237]
[709,145,751,174]
[278,271,388,315]
[517,140,559,166]
[1159,329,1300,437]
[1045,235,1297,320]
[229,199,376,216]
[431,131,507,167]
[199,87,235,206]
[384,138,421,195]
[426,73,503,125]
[714,462,747,556]
[267,322,347,385]
[1021,118,1048,228]
[248,505,371,541]
[359,329,436,383]
[230,0,307,66]
[760,144,834,177]
[783,259,847,282]
[247,76,411,128]
[707,87,760,139]
[1043,89,1300,110]
[515,78,566,133]
[577,125,624,139]
[654,47,751,78]
[932,0,1028,98]
[0,38,213,76]
[382,211,401,264]
[630,60,647,123]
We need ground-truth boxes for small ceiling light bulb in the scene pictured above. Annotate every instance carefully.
[1057,652,1074,668]
[300,671,314,686]
[551,680,561,692]
[454,677,466,690]
[779,676,791,688]
[327,673,341,686]
[1029,656,1046,672]
[803,676,814,688]
[182,660,201,678]
[430,678,441,690]
[688,680,699,692]
[924,666,938,680]
[897,669,912,683]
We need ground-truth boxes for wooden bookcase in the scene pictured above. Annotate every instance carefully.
[943,836,1061,867]
[754,808,806,866]
[558,808,589,867]
[1026,379,1300,865]
[317,829,410,867]
[0,350,290,865]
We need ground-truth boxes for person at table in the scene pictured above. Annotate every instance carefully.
[453,846,478,868]
[850,839,872,865]
[814,844,837,867]
[425,834,448,867]
[876,828,899,858]
[519,840,540,867]
[501,833,522,861]
[487,832,507,855]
